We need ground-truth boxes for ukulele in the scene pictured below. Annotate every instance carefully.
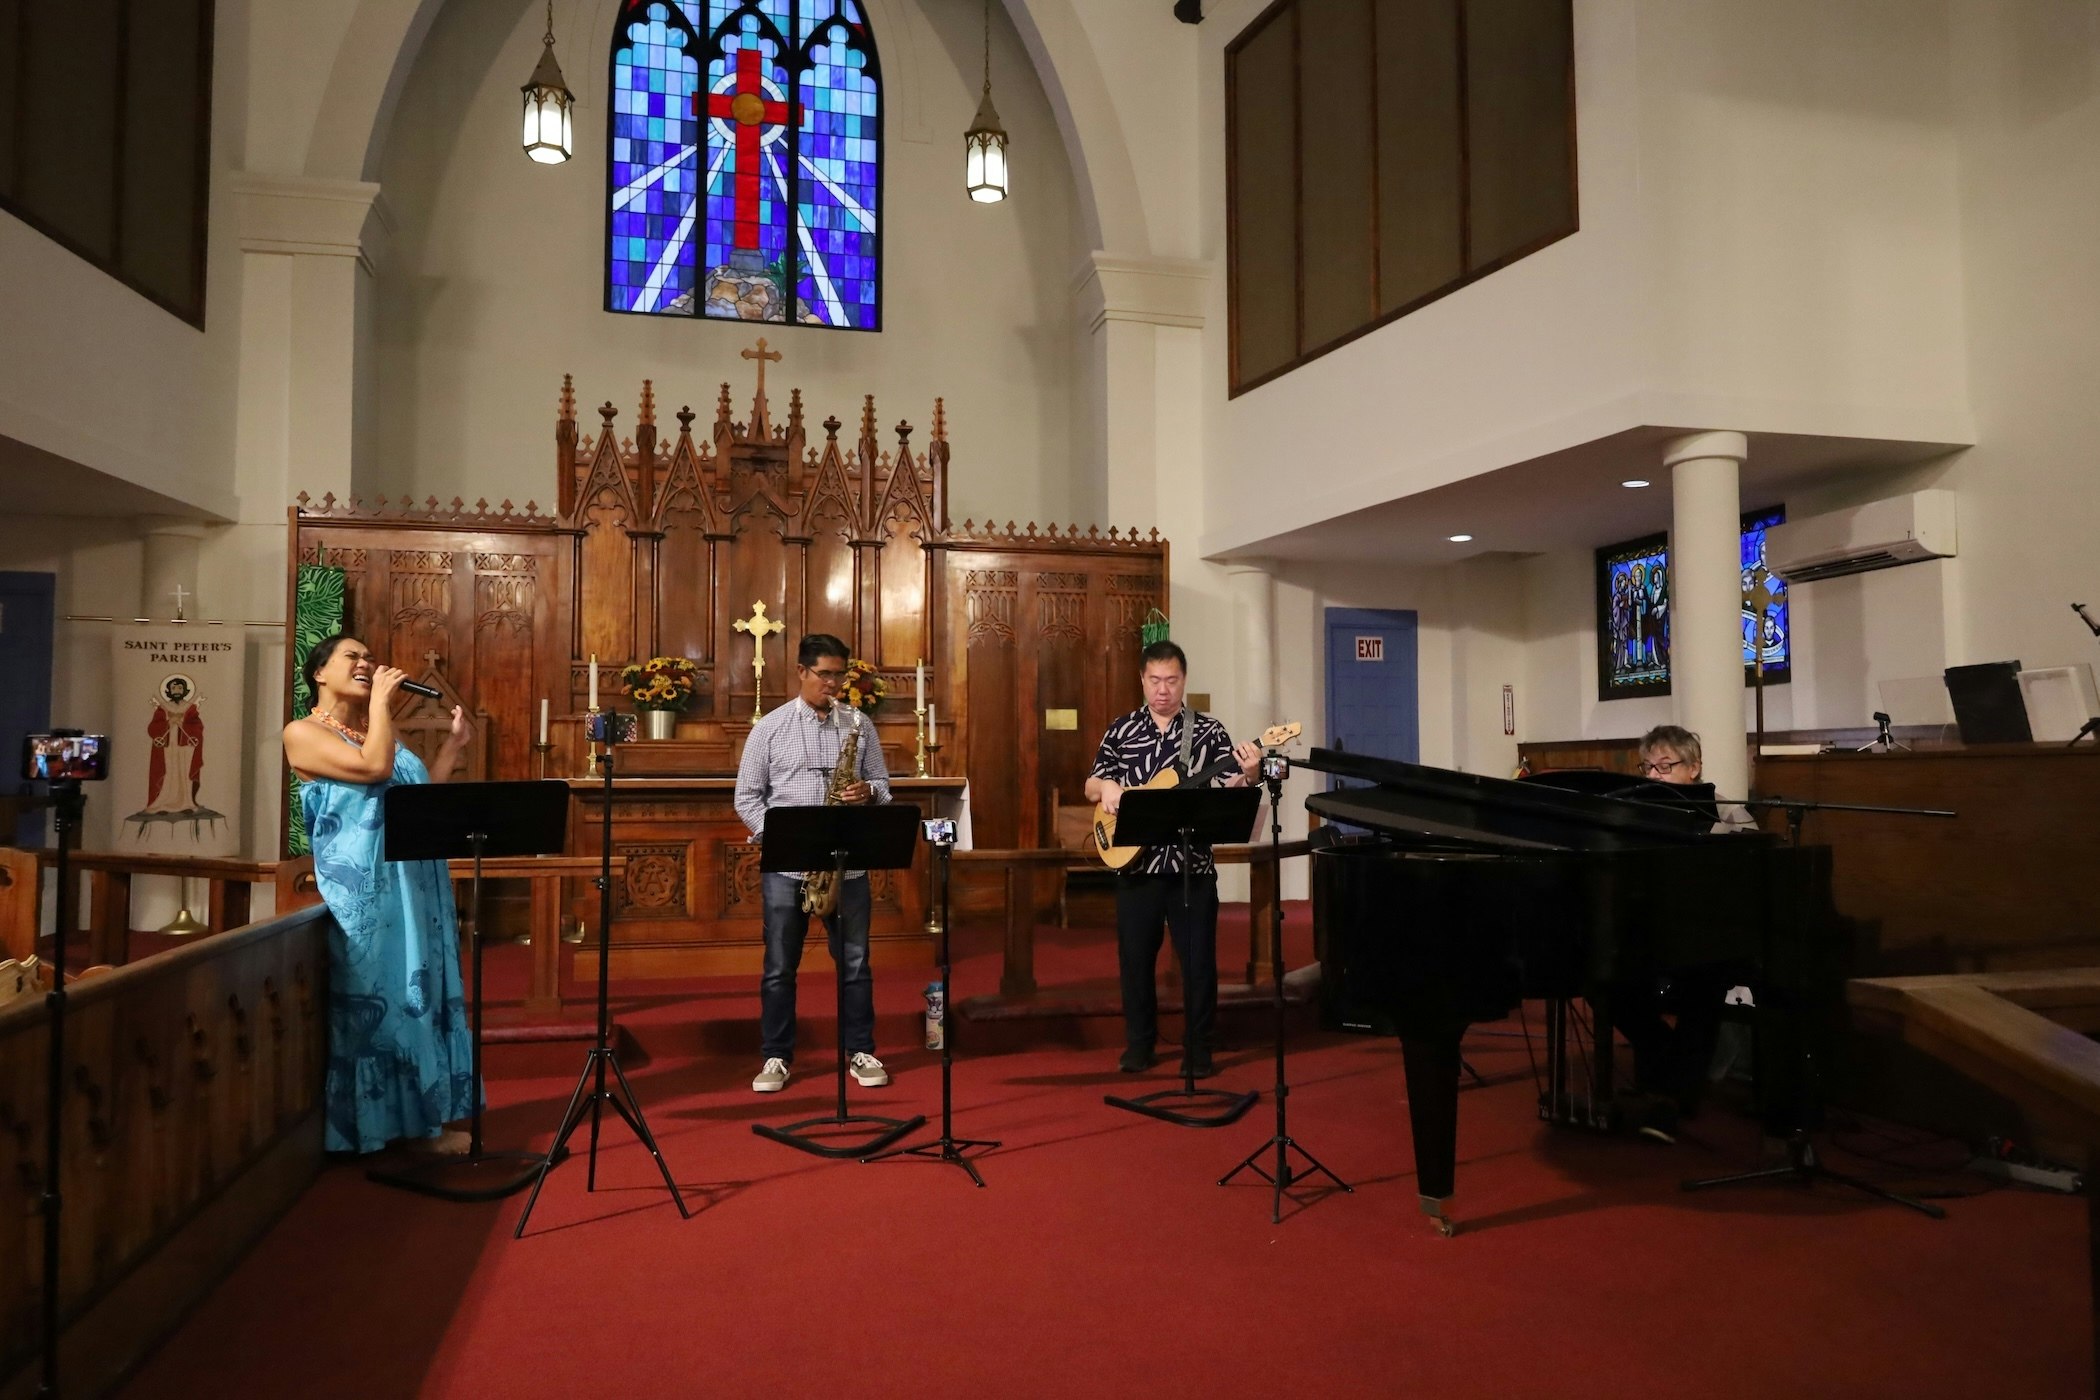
[1091,722,1302,870]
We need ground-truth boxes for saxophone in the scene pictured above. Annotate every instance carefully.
[799,707,862,917]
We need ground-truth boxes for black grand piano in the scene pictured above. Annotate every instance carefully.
[1302,747,1839,1235]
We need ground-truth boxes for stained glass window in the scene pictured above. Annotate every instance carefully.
[607,0,882,330]
[1594,509,1791,700]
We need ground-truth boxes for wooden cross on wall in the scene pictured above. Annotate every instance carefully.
[743,337,782,436]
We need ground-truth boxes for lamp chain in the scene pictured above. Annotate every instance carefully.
[982,0,992,97]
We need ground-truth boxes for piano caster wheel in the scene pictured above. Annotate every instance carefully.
[1419,1197,1457,1238]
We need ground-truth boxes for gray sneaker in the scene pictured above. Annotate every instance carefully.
[752,1057,790,1093]
[848,1052,889,1087]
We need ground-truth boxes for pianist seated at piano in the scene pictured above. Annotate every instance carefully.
[1608,725,1757,1143]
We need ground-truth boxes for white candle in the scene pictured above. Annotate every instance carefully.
[589,654,599,709]
[928,702,937,736]
[539,698,549,744]
[916,659,925,711]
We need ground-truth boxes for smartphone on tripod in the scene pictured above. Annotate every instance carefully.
[23,732,109,783]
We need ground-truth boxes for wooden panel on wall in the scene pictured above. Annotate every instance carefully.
[1464,0,1578,270]
[1298,0,1377,351]
[1228,6,1299,387]
[1753,746,2100,976]
[1375,0,1464,313]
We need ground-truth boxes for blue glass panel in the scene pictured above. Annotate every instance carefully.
[609,4,702,315]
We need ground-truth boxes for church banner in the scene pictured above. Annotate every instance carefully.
[110,626,246,857]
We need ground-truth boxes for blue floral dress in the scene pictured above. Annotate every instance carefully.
[301,733,476,1153]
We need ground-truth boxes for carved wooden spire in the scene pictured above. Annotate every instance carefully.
[638,378,656,427]
[932,397,947,443]
[559,373,576,421]
[716,381,733,427]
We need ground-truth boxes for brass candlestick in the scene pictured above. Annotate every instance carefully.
[924,736,943,778]
[533,740,555,780]
[584,707,602,777]
[914,705,929,777]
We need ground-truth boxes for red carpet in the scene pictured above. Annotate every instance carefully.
[108,903,2089,1400]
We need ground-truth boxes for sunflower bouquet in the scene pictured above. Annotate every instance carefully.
[839,657,887,714]
[620,656,700,712]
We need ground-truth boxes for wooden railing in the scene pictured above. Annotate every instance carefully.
[954,840,1309,1004]
[0,902,332,1396]
[26,852,313,966]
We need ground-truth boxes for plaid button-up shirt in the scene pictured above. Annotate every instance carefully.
[735,697,893,878]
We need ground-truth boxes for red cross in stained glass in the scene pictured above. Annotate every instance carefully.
[701,48,791,252]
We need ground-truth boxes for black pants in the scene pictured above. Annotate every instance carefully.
[1602,962,1741,1111]
[1115,872,1219,1056]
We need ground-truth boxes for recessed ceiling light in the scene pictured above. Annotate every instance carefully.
[1621,478,1651,489]
[1448,534,1473,543]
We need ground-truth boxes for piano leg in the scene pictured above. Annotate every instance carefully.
[1400,1032,1462,1237]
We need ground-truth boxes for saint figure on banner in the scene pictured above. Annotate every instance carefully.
[126,673,227,839]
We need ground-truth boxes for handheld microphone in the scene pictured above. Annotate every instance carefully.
[398,679,445,701]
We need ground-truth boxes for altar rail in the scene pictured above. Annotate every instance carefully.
[956,841,1309,1010]
[0,903,332,1398]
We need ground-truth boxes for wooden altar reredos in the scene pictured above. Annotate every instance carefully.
[289,354,1169,975]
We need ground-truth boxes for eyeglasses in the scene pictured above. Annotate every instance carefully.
[805,666,847,684]
[1638,757,1684,776]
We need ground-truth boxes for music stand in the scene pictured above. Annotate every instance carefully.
[369,780,568,1201]
[752,802,927,1159]
[1103,784,1262,1129]
[1220,756,1352,1220]
[864,822,1002,1183]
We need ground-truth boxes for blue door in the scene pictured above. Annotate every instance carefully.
[1324,608,1418,787]
[0,573,56,845]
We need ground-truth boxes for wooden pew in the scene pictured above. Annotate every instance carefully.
[0,902,331,1399]
[0,848,35,964]
[1848,969,2100,1395]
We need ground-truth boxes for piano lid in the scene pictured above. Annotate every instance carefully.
[1301,748,1719,852]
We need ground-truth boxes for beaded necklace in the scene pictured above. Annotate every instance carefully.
[310,708,368,745]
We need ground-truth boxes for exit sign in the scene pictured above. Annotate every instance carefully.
[1355,636,1384,662]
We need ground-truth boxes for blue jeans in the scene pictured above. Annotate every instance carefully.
[760,872,875,1063]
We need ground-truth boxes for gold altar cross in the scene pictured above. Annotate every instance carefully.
[742,337,782,435]
[732,599,788,720]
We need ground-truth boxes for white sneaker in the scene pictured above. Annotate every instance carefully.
[751,1057,790,1093]
[849,1052,889,1087]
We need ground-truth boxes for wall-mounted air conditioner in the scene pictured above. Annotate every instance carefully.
[1765,489,1957,583]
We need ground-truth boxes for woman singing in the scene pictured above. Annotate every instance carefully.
[283,634,476,1155]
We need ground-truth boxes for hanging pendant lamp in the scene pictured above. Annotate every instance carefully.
[521,0,574,165]
[964,0,1009,202]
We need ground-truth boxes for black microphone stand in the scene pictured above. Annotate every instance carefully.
[515,740,689,1236]
[1220,755,1350,1221]
[35,777,83,1400]
[864,827,1000,1183]
[1680,792,1951,1219]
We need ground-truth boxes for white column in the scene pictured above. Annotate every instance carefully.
[1072,253,1208,530]
[1664,431,1749,804]
[230,174,393,512]
[1226,562,1275,729]
[139,516,205,620]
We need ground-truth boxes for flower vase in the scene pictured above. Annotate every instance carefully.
[641,709,678,741]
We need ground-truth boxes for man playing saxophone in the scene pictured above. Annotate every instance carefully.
[734,633,895,1094]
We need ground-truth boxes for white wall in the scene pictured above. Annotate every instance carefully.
[1193,0,1975,560]
[367,0,1088,529]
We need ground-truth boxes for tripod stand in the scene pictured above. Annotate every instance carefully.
[33,776,84,1400]
[371,779,569,1202]
[1220,757,1350,1221]
[752,802,925,1159]
[515,744,689,1236]
[1105,784,1261,1129]
[865,825,1000,1184]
